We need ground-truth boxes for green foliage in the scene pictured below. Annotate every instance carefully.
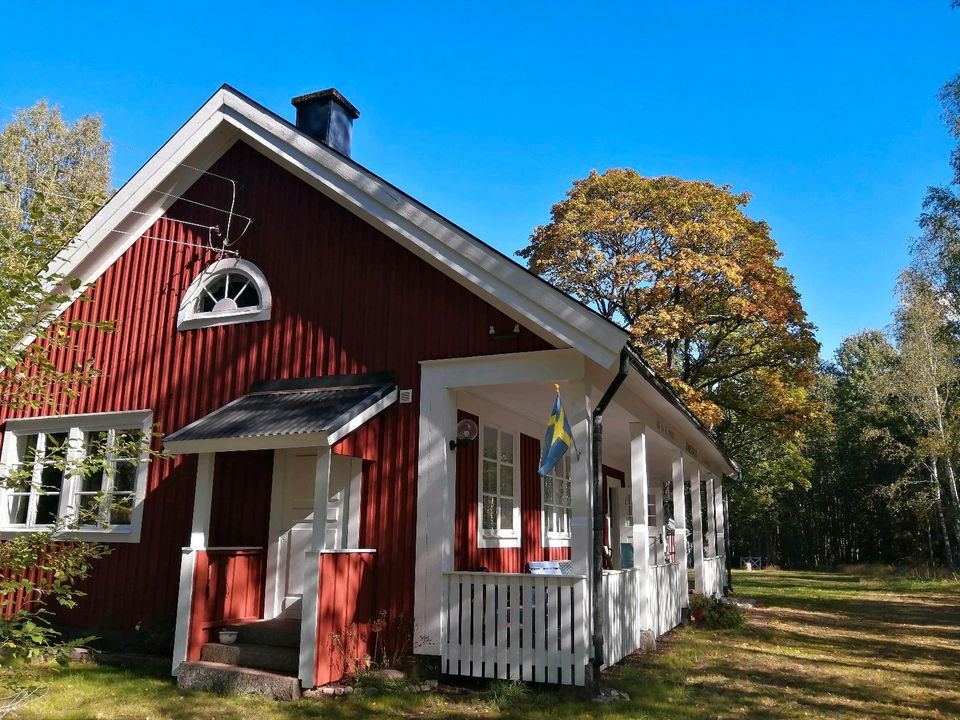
[0,100,132,676]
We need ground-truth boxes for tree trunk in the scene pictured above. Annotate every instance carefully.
[941,457,960,550]
[932,461,958,569]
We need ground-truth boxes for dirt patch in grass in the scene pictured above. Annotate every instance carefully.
[8,568,960,719]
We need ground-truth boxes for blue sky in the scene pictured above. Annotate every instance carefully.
[1,2,958,359]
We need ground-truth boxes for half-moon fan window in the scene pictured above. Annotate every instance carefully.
[196,272,261,314]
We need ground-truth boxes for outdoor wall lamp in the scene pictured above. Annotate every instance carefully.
[449,418,479,451]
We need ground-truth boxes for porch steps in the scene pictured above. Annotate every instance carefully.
[199,641,299,676]
[177,660,301,701]
[227,618,301,648]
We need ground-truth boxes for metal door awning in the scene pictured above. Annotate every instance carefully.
[164,373,397,454]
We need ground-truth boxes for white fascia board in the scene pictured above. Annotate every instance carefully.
[214,91,627,368]
[326,388,398,445]
[587,359,735,477]
[164,431,329,456]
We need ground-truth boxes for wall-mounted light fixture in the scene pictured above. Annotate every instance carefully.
[449,418,479,451]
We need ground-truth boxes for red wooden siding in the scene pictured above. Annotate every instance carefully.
[187,548,266,661]
[1,563,56,619]
[208,451,273,549]
[0,139,553,633]
[314,551,376,686]
[454,411,570,572]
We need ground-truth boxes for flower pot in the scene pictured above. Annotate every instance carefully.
[691,607,707,622]
[218,630,239,645]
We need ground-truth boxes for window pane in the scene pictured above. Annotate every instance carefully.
[482,460,497,494]
[499,465,513,498]
[546,506,555,532]
[234,279,260,308]
[76,493,101,524]
[35,491,60,525]
[18,433,39,464]
[499,433,514,465]
[80,469,104,493]
[7,495,28,524]
[114,461,137,493]
[482,426,497,460]
[45,432,68,461]
[499,498,514,530]
[543,475,554,504]
[564,508,571,533]
[199,274,228,312]
[110,501,132,526]
[40,465,63,493]
[561,480,571,507]
[482,495,497,530]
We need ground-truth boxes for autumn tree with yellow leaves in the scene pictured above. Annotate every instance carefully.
[520,169,819,435]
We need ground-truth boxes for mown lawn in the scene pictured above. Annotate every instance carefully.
[9,568,960,719]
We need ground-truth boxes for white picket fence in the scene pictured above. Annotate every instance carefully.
[702,556,724,597]
[441,571,587,685]
[601,568,644,667]
[650,562,684,637]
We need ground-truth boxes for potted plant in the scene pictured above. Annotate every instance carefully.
[689,592,712,623]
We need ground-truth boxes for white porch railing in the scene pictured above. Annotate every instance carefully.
[650,562,684,637]
[702,556,724,597]
[441,571,587,685]
[601,568,644,667]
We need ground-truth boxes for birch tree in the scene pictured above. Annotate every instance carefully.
[891,270,960,559]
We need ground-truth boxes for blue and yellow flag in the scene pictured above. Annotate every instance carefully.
[540,385,575,476]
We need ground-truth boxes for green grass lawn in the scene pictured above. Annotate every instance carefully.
[9,568,960,719]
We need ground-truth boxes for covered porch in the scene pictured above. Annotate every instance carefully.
[414,349,731,685]
[166,374,397,690]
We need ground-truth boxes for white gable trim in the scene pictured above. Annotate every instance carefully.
[41,86,627,369]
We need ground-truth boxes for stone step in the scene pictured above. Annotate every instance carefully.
[200,642,299,676]
[177,660,301,701]
[227,618,301,648]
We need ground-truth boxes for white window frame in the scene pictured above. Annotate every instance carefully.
[477,422,521,549]
[0,410,153,543]
[176,258,272,331]
[541,452,572,548]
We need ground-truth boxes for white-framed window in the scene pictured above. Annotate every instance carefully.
[176,258,272,331]
[0,410,152,542]
[478,423,520,548]
[541,453,571,547]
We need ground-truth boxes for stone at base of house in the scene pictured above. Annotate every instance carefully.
[593,688,631,704]
[639,629,656,653]
[304,685,354,697]
[367,668,407,681]
[176,660,301,701]
[405,679,439,693]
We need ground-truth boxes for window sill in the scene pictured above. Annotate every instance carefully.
[477,534,520,549]
[542,535,571,549]
[0,526,142,543]
[176,307,271,332]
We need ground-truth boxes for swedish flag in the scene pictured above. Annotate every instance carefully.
[539,385,575,476]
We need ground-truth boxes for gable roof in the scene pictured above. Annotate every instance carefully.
[44,84,737,476]
[47,84,629,369]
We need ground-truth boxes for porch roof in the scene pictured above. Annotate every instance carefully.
[163,373,397,454]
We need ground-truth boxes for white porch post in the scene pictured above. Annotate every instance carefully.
[714,475,728,586]
[689,461,705,594]
[704,474,716,559]
[566,381,592,677]
[172,452,216,675]
[670,450,689,607]
[629,423,651,631]
[299,446,332,689]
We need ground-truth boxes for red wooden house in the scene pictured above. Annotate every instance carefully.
[0,86,735,693]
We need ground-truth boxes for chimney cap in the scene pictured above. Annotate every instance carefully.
[291,88,360,119]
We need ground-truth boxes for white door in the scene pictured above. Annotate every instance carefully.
[275,450,363,618]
